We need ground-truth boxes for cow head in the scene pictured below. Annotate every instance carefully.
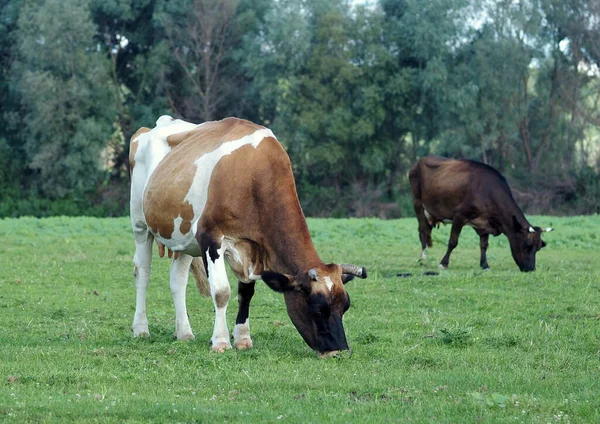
[261,263,367,357]
[509,216,554,272]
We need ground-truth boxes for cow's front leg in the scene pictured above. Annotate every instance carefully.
[233,281,255,350]
[170,253,195,341]
[204,241,232,353]
[478,232,490,269]
[439,219,464,270]
[132,233,154,337]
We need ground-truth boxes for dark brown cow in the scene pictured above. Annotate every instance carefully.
[129,115,367,357]
[408,156,553,272]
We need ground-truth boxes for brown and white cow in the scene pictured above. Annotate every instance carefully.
[129,115,367,357]
[409,155,553,272]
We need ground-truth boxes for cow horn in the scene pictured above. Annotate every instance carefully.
[528,226,536,233]
[542,227,554,232]
[308,269,318,281]
[341,264,367,279]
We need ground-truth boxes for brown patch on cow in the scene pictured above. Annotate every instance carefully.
[129,127,150,172]
[214,290,230,308]
[143,118,267,239]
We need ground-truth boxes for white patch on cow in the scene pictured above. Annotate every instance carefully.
[233,318,253,350]
[424,208,432,221]
[324,276,334,292]
[185,128,274,231]
[247,266,262,281]
[156,115,174,126]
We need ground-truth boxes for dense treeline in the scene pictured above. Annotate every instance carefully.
[1,0,599,218]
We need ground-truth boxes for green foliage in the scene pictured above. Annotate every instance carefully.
[13,0,117,199]
[1,216,599,422]
[1,0,599,217]
[471,391,509,408]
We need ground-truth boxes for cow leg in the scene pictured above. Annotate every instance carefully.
[132,232,154,337]
[414,208,433,261]
[169,253,195,341]
[200,237,232,353]
[439,220,464,270]
[478,232,490,270]
[233,281,255,350]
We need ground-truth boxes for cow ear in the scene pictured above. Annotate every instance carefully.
[512,215,524,232]
[541,240,547,249]
[261,271,297,292]
[341,274,355,284]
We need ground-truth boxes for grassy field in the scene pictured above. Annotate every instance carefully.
[1,215,599,423]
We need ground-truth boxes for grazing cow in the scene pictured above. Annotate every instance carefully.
[129,115,367,357]
[408,156,553,272]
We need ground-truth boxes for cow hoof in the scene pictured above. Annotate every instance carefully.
[179,333,196,341]
[132,326,150,338]
[234,338,253,350]
[173,332,195,341]
[438,264,448,270]
[211,341,232,353]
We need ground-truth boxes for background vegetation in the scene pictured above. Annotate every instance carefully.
[1,0,600,217]
[1,216,599,422]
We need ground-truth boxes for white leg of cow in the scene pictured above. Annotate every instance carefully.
[170,253,195,341]
[421,248,427,261]
[207,246,232,352]
[132,235,154,337]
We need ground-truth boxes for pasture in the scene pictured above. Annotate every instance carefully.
[1,216,599,423]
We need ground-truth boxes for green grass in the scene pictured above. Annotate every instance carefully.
[1,215,599,423]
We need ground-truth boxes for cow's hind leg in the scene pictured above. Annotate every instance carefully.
[132,232,154,337]
[170,253,195,341]
[418,221,433,261]
[409,167,432,260]
[233,281,255,350]
[412,203,433,261]
[198,232,232,352]
[439,219,464,270]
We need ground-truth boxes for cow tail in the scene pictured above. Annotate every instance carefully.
[190,258,211,297]
[408,163,421,200]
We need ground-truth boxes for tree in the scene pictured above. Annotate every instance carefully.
[14,0,116,199]
[153,0,238,122]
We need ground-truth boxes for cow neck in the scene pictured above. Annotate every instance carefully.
[259,191,323,277]
[496,190,530,235]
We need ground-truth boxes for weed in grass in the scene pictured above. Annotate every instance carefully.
[438,328,473,347]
